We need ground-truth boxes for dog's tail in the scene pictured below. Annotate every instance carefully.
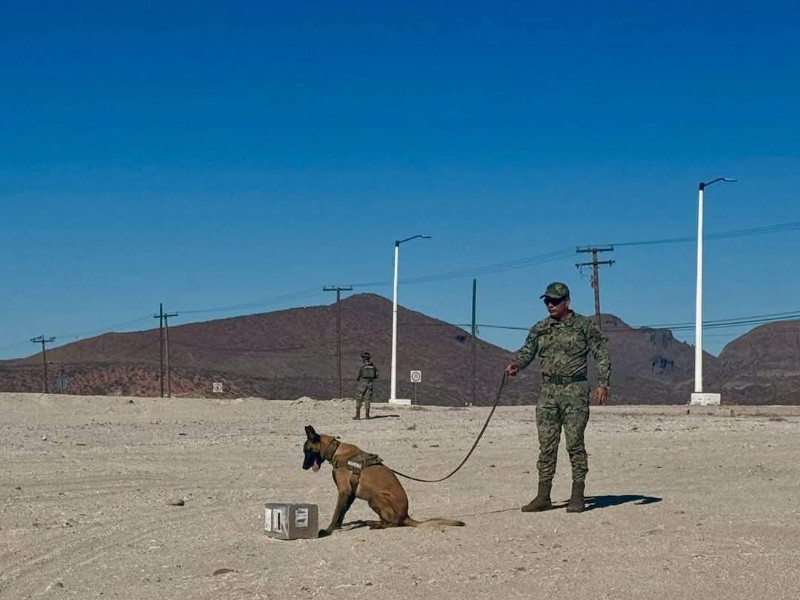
[404,516,465,528]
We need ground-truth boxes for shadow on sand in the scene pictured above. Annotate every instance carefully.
[340,520,370,531]
[584,494,662,511]
[339,495,663,529]
[364,414,401,420]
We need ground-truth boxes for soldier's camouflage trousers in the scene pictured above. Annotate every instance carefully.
[355,380,374,410]
[535,381,590,483]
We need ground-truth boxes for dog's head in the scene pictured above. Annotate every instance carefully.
[303,425,324,473]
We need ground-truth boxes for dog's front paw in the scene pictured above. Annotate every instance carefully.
[317,529,331,538]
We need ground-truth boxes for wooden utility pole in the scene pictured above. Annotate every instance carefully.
[30,335,55,393]
[575,246,615,330]
[163,310,178,397]
[471,279,477,407]
[323,285,353,398]
[154,304,178,398]
[155,304,164,397]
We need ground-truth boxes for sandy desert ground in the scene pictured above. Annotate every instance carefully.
[1,392,799,600]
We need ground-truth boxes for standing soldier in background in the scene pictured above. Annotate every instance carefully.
[354,351,378,420]
[505,282,611,513]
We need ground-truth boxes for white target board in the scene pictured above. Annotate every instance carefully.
[410,370,422,383]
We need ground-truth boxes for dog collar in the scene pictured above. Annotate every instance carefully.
[322,438,341,463]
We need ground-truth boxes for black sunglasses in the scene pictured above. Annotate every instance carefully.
[543,296,567,306]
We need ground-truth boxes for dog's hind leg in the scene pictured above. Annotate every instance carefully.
[367,498,406,528]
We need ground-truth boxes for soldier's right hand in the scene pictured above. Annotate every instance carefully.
[504,363,519,377]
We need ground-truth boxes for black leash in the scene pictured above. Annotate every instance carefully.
[389,372,508,483]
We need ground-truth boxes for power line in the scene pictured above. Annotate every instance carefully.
[176,288,323,315]
[53,315,154,340]
[349,218,800,290]
[467,309,800,334]
[350,249,575,289]
[5,217,799,357]
[653,314,800,332]
[606,219,800,248]
[630,310,800,330]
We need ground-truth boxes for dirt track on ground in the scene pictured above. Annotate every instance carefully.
[2,393,799,599]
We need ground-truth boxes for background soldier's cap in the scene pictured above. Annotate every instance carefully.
[540,282,570,299]
[360,352,371,360]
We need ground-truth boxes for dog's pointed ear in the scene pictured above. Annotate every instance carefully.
[305,425,320,442]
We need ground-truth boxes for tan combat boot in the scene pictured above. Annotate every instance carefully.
[566,481,586,513]
[521,480,553,512]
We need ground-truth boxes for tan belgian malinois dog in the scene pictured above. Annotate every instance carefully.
[303,425,465,537]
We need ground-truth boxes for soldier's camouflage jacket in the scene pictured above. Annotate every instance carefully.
[357,362,378,383]
[512,312,611,388]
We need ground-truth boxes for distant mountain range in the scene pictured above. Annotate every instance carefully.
[2,293,798,404]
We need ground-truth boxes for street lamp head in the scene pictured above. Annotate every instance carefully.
[396,234,432,246]
[700,177,737,190]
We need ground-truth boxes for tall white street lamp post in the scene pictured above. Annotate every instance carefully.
[389,234,431,405]
[690,177,736,406]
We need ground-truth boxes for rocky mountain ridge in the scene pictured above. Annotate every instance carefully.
[1,294,797,404]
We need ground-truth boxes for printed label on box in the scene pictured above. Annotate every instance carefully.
[295,507,309,528]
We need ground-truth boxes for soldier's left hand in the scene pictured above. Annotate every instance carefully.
[592,386,609,405]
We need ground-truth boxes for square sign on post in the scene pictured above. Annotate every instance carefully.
[410,370,422,404]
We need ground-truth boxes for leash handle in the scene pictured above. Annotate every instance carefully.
[389,371,508,483]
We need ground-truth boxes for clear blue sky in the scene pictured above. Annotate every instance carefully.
[2,1,799,361]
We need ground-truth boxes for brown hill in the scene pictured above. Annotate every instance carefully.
[2,294,518,404]
[0,294,796,404]
[601,314,722,404]
[718,320,800,404]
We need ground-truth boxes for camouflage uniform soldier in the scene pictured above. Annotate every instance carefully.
[354,352,378,420]
[505,282,611,513]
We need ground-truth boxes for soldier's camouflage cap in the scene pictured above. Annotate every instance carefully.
[540,282,570,299]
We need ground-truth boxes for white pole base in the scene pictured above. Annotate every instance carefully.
[690,392,721,406]
[388,398,412,406]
